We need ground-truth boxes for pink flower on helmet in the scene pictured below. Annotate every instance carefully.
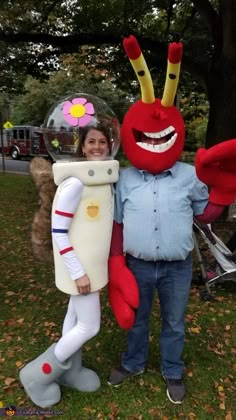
[63,97,95,126]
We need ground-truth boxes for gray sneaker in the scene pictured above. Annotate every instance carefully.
[165,377,185,404]
[108,366,144,386]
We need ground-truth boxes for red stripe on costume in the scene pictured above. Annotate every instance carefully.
[60,246,74,255]
[55,210,74,218]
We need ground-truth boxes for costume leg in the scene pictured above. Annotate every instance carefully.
[19,344,71,408]
[61,296,77,334]
[122,255,156,372]
[158,253,192,379]
[55,292,101,391]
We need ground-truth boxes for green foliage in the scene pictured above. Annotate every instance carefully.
[186,117,208,151]
[1,1,236,145]
[181,91,209,152]
[10,53,131,125]
[0,0,211,86]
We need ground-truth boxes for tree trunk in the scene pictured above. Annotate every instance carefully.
[202,0,236,148]
[206,57,236,148]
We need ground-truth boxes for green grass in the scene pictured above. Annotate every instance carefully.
[0,173,235,419]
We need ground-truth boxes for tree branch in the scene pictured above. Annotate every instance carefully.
[0,30,167,54]
[0,30,121,52]
[165,0,175,37]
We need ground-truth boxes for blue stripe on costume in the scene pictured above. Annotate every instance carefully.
[52,228,68,233]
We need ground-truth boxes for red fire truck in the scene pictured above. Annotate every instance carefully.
[0,125,49,159]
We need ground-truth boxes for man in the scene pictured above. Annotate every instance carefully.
[107,35,236,404]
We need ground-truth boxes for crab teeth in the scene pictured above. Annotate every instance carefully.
[143,126,175,139]
[137,132,177,153]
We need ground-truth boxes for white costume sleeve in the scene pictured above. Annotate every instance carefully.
[52,176,86,281]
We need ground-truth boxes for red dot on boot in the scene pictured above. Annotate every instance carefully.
[42,363,52,374]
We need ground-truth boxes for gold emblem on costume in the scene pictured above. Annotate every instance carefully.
[85,199,100,219]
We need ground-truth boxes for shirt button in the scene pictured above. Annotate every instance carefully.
[155,228,158,231]
[154,209,156,212]
[153,192,156,194]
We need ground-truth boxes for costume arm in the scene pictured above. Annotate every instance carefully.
[108,220,139,330]
[52,176,86,280]
[196,202,225,224]
[110,221,123,256]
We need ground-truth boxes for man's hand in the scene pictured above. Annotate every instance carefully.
[75,274,91,295]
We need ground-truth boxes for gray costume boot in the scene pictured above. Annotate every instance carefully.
[19,344,72,408]
[58,348,101,392]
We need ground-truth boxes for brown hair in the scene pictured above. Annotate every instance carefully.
[77,123,112,157]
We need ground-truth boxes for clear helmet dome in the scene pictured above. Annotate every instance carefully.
[43,93,120,162]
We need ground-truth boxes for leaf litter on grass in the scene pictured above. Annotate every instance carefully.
[0,174,236,419]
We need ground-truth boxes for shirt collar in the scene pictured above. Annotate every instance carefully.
[139,161,179,180]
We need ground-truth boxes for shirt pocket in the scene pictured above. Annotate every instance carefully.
[168,187,190,213]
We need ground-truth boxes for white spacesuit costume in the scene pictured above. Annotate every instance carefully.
[19,94,120,408]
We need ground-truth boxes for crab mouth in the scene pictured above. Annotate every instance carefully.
[133,126,177,153]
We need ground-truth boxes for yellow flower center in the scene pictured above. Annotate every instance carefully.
[71,104,86,118]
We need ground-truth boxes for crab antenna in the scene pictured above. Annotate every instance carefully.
[161,42,183,107]
[123,35,155,104]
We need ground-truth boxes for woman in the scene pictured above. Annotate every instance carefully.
[52,124,111,358]
[20,116,119,408]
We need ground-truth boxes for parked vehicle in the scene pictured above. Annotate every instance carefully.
[0,125,48,159]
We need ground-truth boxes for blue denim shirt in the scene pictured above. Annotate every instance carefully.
[114,161,209,261]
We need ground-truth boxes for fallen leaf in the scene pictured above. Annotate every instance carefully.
[4,319,16,326]
[220,402,226,410]
[150,385,161,392]
[204,404,215,414]
[189,326,201,334]
[4,377,16,386]
[82,407,96,413]
[148,408,161,416]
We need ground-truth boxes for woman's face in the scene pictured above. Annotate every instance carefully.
[82,128,110,161]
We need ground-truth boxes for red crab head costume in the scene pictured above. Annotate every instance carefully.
[121,35,236,204]
[121,35,184,174]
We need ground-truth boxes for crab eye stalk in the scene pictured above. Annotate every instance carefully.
[123,35,155,104]
[161,42,183,108]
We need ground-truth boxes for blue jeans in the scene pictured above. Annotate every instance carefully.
[122,253,192,379]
